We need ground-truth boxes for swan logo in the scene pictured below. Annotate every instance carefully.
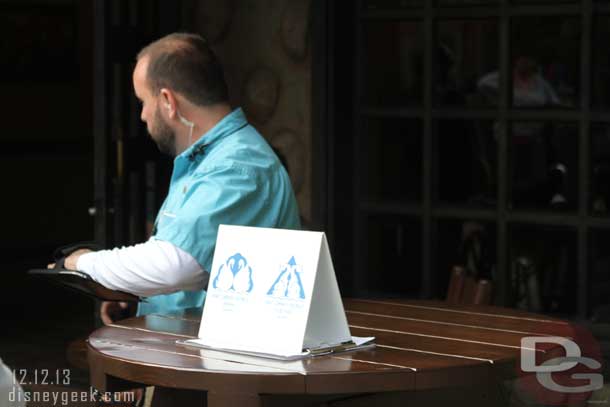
[212,253,254,293]
[267,256,305,299]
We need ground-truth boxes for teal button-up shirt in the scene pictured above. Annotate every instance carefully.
[138,108,301,315]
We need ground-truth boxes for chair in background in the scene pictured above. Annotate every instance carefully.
[446,266,493,306]
[446,223,495,306]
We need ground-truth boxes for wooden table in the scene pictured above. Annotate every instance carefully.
[87,298,571,406]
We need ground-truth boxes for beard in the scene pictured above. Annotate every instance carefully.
[150,105,176,156]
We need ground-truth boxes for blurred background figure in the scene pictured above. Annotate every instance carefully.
[478,56,570,210]
[478,56,561,108]
[477,58,572,313]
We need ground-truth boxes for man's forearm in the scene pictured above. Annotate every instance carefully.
[76,239,209,297]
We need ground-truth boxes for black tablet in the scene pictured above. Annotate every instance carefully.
[28,268,140,303]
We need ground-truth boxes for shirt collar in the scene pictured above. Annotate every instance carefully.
[177,107,247,161]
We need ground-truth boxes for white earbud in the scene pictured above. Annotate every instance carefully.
[165,102,193,126]
[177,112,195,147]
[179,115,194,127]
[164,101,195,145]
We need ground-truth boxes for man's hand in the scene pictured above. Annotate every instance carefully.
[47,248,92,270]
[64,248,92,269]
[100,301,135,325]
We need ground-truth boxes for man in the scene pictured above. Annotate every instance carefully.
[61,32,301,322]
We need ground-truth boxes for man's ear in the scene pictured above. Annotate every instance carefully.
[160,88,176,116]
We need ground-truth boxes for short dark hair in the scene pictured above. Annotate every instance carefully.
[137,33,229,106]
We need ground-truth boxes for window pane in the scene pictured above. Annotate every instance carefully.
[361,118,423,203]
[363,215,421,297]
[509,17,580,108]
[436,19,499,107]
[436,220,496,301]
[509,224,577,314]
[590,124,610,215]
[590,230,610,316]
[592,16,610,109]
[362,21,424,107]
[435,119,497,206]
[508,122,578,211]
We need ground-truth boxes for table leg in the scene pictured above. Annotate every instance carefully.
[208,391,262,407]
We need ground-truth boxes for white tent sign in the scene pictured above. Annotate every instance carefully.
[183,225,373,360]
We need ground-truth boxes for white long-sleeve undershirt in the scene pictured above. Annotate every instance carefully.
[76,238,209,297]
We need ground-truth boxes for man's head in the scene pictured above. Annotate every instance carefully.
[132,33,229,155]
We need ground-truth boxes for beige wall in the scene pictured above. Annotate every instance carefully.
[184,0,312,224]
